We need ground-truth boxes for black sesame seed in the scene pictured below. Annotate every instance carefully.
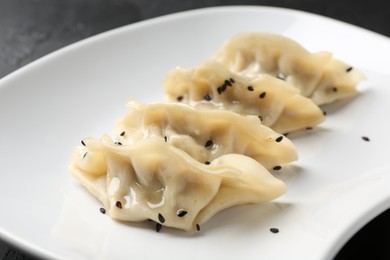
[83,152,88,159]
[205,161,211,165]
[164,136,168,142]
[247,86,254,91]
[158,213,165,223]
[114,142,122,145]
[205,139,214,148]
[120,131,126,136]
[177,209,188,217]
[258,115,263,121]
[323,110,327,116]
[273,166,282,171]
[81,140,86,146]
[270,228,279,233]
[100,208,106,214]
[362,136,370,142]
[346,66,353,72]
[115,201,122,209]
[283,133,289,137]
[259,92,267,99]
[196,224,200,231]
[156,223,162,232]
[332,87,338,92]
[177,96,184,101]
[217,85,226,94]
[306,127,313,130]
[229,78,235,83]
[204,94,212,101]
[224,80,232,87]
[276,136,284,142]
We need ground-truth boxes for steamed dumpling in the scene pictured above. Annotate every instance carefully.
[70,137,287,231]
[214,32,365,105]
[163,61,324,133]
[113,101,297,170]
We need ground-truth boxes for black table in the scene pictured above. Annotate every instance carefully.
[1,0,389,259]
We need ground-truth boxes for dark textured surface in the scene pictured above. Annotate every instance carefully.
[1,0,390,259]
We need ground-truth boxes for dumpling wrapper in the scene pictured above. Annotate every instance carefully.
[214,32,365,105]
[163,60,324,133]
[70,137,287,231]
[114,101,298,170]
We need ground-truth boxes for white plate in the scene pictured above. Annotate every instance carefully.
[1,6,390,260]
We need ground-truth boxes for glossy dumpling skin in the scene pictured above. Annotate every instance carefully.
[214,32,365,105]
[113,101,297,170]
[70,137,287,231]
[163,61,324,134]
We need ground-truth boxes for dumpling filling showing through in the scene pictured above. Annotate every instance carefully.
[214,32,365,105]
[70,137,287,232]
[113,101,297,170]
[164,61,325,134]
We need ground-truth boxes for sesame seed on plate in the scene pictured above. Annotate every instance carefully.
[156,223,162,232]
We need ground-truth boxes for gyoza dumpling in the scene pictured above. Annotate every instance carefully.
[163,61,324,134]
[70,137,287,231]
[114,101,297,170]
[214,32,365,105]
